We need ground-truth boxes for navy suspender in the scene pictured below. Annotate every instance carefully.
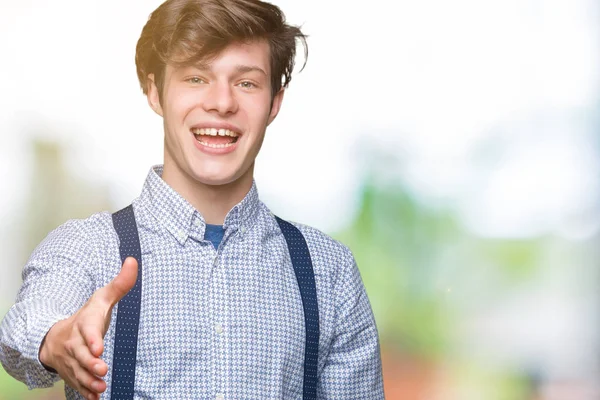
[275,217,320,400]
[110,205,143,400]
[110,205,320,400]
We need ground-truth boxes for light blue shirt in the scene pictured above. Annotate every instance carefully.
[0,165,384,399]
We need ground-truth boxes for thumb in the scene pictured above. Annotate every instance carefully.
[100,257,139,306]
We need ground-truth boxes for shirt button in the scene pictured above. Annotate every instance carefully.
[216,394,224,400]
[213,256,218,266]
[194,219,202,227]
[215,324,224,334]
[240,226,246,234]
[177,230,186,241]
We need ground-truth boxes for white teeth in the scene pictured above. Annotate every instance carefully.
[196,139,235,149]
[192,128,239,137]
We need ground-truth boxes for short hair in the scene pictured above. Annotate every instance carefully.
[135,0,308,102]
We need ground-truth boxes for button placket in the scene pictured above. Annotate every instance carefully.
[212,248,229,397]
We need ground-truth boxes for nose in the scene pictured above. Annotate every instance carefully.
[202,81,238,116]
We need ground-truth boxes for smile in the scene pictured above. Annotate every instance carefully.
[192,128,240,148]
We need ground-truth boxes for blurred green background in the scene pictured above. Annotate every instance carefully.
[1,0,599,399]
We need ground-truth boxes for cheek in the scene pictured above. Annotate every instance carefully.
[241,96,272,125]
[164,89,198,121]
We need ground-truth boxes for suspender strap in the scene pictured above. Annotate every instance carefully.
[275,217,320,400]
[110,205,143,400]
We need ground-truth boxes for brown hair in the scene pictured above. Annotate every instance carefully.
[135,0,308,102]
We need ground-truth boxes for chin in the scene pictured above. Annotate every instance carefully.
[189,168,240,187]
[185,156,251,188]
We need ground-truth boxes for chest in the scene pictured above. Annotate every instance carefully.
[133,236,307,381]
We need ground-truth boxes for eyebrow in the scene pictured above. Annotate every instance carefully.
[234,65,267,76]
[192,63,267,76]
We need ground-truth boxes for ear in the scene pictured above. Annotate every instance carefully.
[146,74,164,117]
[266,89,285,126]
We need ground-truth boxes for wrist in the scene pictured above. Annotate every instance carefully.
[38,321,61,372]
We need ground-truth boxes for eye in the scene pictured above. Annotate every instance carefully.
[238,81,257,89]
[186,77,205,84]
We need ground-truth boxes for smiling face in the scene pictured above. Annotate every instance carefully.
[147,39,284,197]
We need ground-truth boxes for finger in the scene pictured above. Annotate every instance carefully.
[71,382,99,400]
[79,322,104,358]
[72,337,107,377]
[99,257,138,306]
[67,364,106,397]
[78,366,107,394]
[77,384,101,400]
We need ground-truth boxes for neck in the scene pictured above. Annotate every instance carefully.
[161,163,254,225]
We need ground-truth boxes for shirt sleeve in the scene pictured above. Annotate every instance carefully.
[0,219,98,389]
[317,251,385,399]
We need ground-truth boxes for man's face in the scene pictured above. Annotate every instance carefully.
[147,39,283,188]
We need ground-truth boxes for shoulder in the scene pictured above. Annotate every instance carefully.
[48,211,115,241]
[276,219,370,337]
[283,219,356,277]
[32,211,117,260]
[21,211,120,291]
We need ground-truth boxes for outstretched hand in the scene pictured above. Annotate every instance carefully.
[39,257,138,400]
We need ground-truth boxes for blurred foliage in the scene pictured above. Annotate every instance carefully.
[333,175,547,366]
[442,361,536,400]
[334,181,459,357]
[475,239,545,283]
[21,140,112,260]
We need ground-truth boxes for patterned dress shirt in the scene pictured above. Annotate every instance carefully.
[0,165,384,399]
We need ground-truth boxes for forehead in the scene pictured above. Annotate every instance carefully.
[171,39,271,75]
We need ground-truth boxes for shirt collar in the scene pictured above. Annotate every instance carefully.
[138,165,260,244]
[222,174,260,233]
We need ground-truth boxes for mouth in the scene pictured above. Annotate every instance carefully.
[191,127,240,149]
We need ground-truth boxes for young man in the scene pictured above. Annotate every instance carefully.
[0,0,384,399]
